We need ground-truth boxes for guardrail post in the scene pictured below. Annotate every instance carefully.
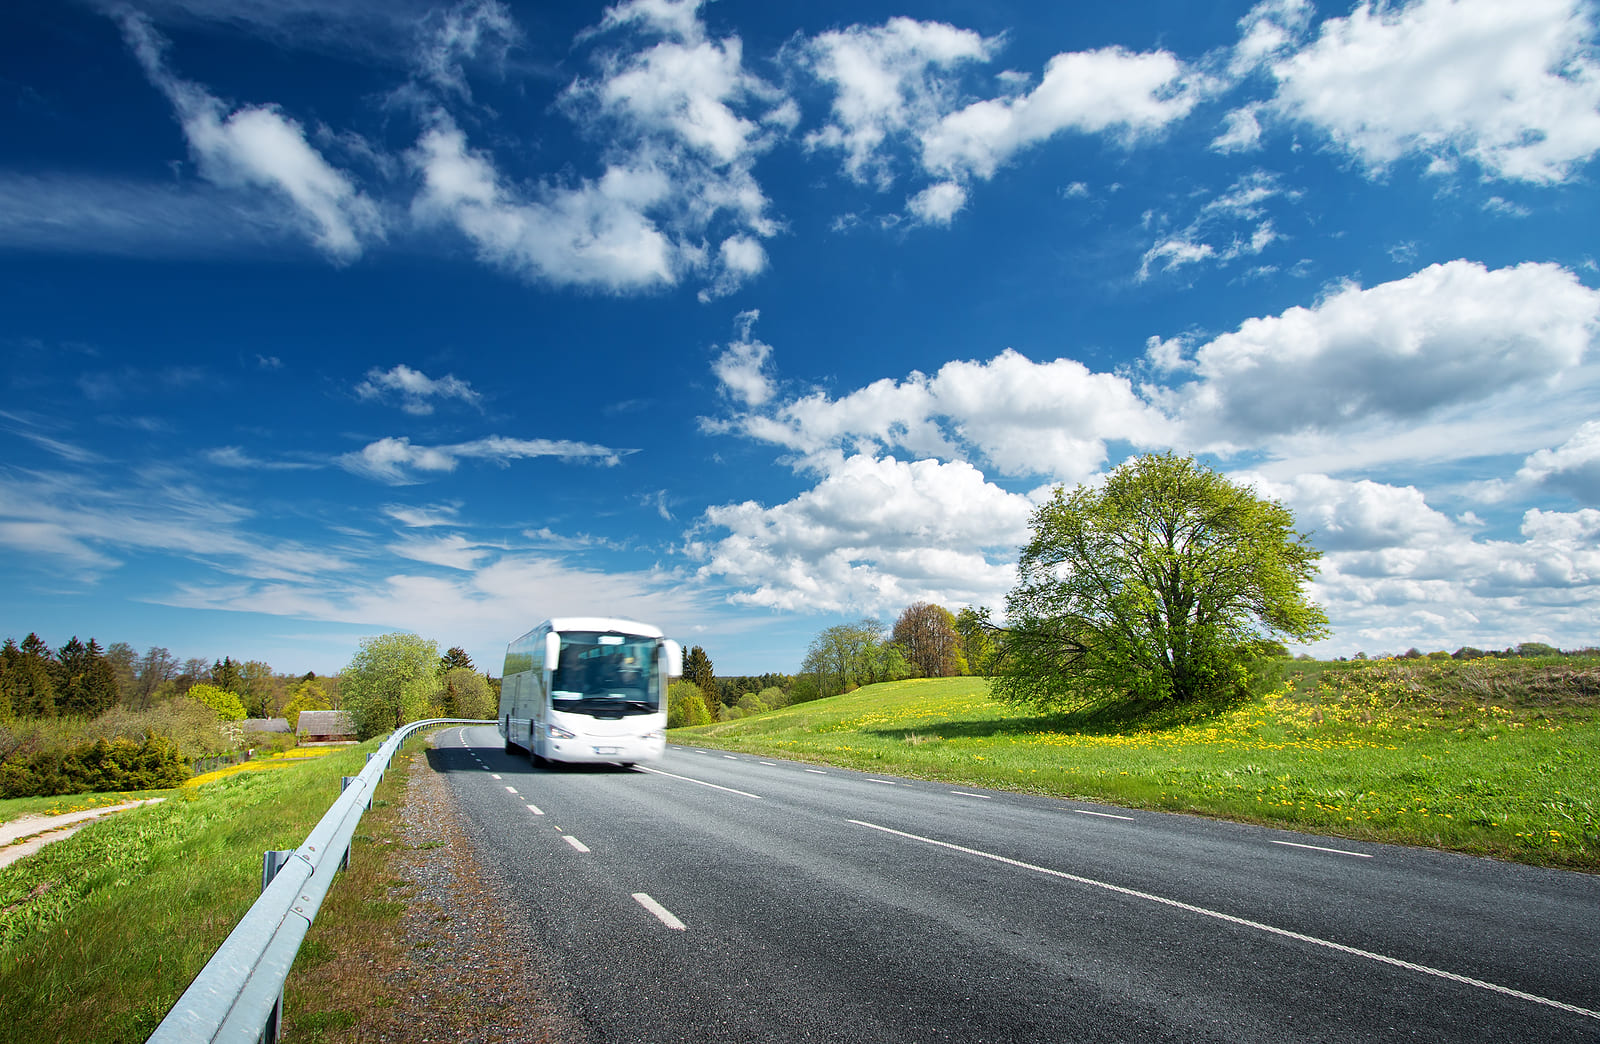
[260,851,293,1044]
[338,777,362,870]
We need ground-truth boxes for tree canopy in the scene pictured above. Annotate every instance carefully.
[892,603,967,678]
[993,453,1329,709]
[340,632,439,738]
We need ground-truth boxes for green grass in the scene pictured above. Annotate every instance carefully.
[0,789,174,827]
[672,660,1600,872]
[0,737,397,1043]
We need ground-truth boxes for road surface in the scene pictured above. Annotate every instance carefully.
[430,725,1599,1043]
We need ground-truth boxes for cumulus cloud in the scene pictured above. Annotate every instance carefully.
[119,12,384,261]
[907,181,967,225]
[920,46,1204,181]
[340,434,626,484]
[690,453,1033,612]
[798,17,1002,189]
[1516,421,1600,503]
[1161,260,1600,446]
[719,346,1169,484]
[1265,0,1600,183]
[410,0,785,297]
[356,363,482,415]
[711,311,776,407]
[409,116,677,292]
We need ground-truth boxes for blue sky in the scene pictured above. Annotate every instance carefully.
[2,0,1598,677]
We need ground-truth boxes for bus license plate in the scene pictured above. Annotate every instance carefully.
[593,746,620,755]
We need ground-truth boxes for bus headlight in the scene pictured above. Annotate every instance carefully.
[641,730,664,742]
[548,723,576,740]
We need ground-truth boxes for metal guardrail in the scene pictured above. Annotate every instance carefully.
[146,717,493,1044]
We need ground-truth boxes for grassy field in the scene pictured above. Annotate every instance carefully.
[672,658,1600,872]
[0,739,399,1042]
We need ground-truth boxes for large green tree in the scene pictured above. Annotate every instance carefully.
[341,633,440,738]
[993,453,1328,709]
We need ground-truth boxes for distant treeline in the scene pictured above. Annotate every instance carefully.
[0,633,339,721]
[1343,643,1599,662]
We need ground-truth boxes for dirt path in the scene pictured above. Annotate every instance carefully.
[0,799,167,870]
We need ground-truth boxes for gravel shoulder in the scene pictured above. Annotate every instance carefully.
[286,737,590,1043]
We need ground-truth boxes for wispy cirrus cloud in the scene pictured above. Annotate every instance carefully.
[340,434,630,484]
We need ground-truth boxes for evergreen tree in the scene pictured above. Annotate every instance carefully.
[212,656,242,693]
[440,646,475,673]
[16,634,57,717]
[57,637,119,718]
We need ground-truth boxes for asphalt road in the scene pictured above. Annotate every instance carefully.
[431,725,1599,1043]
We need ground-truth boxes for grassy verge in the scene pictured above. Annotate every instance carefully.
[0,738,393,1042]
[671,659,1599,872]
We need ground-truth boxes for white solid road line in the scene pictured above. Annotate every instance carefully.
[1269,839,1372,858]
[1075,809,1135,821]
[526,804,544,815]
[633,892,687,930]
[562,835,591,853]
[848,819,1599,1022]
[638,766,763,800]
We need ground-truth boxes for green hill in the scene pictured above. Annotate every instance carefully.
[672,662,1599,871]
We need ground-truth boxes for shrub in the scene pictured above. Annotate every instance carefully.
[0,735,190,798]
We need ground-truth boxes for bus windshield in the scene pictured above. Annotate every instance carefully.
[549,631,659,715]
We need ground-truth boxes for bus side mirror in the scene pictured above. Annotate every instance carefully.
[661,640,682,677]
[545,632,561,669]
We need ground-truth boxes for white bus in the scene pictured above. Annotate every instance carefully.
[499,617,681,766]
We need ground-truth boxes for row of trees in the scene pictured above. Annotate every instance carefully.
[0,634,342,722]
[790,602,999,703]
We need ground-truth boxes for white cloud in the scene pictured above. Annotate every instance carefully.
[409,117,676,291]
[0,173,293,257]
[1136,171,1288,281]
[1516,421,1600,502]
[907,181,967,225]
[921,46,1203,181]
[1267,0,1600,183]
[411,0,784,298]
[711,311,775,407]
[340,434,626,484]
[1229,0,1315,77]
[384,503,462,528]
[119,12,385,261]
[0,467,350,584]
[356,363,482,415]
[1163,260,1600,446]
[1245,472,1458,552]
[204,446,319,471]
[387,533,493,570]
[717,346,1170,484]
[414,0,520,99]
[799,18,1001,189]
[1211,105,1264,153]
[690,453,1033,612]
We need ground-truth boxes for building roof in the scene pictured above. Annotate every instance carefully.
[296,710,356,736]
[241,717,292,733]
